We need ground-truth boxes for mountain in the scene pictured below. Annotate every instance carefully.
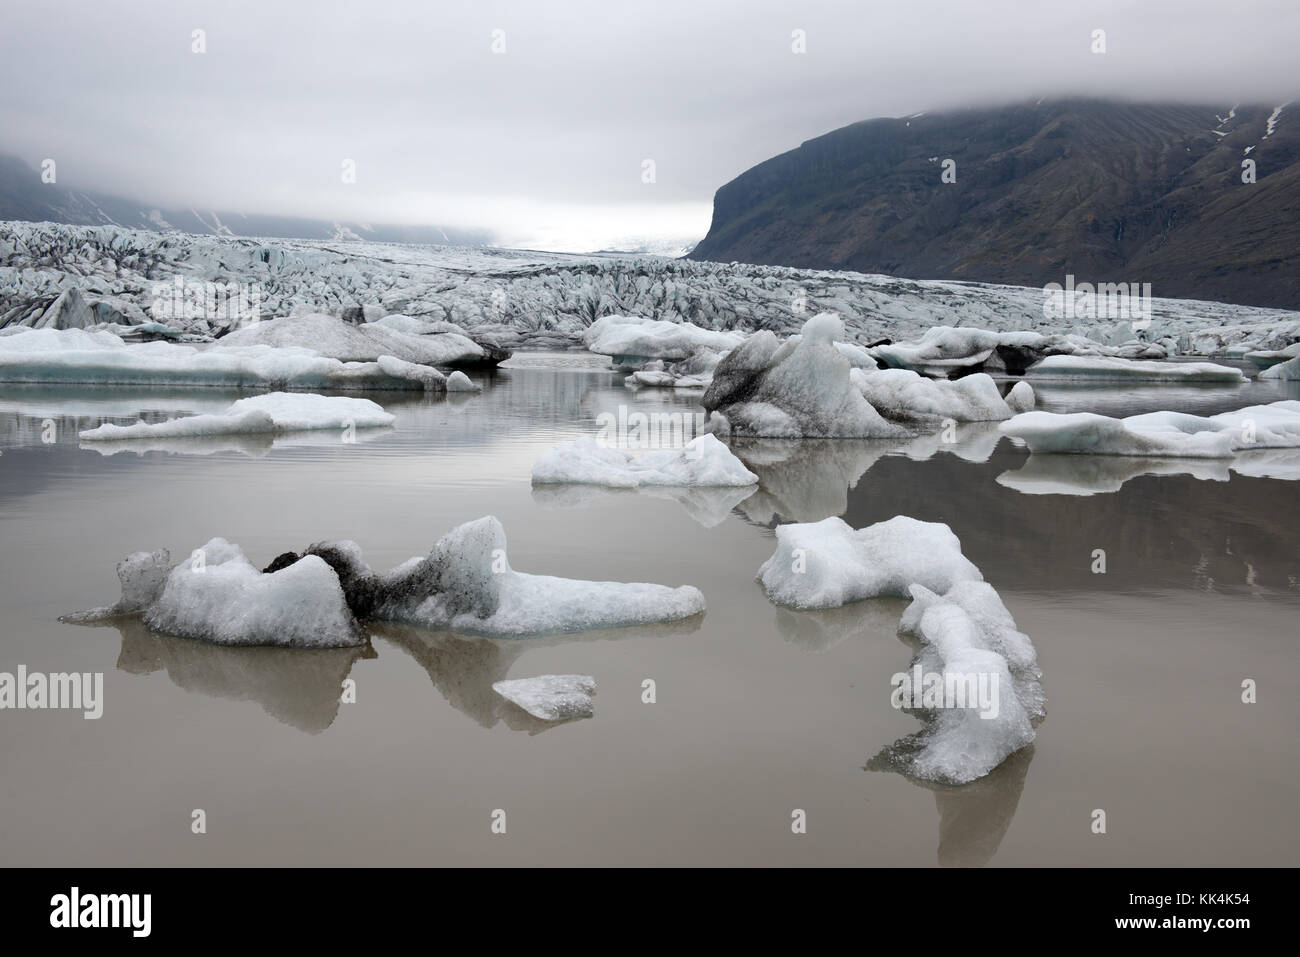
[688,99,1300,309]
[0,153,490,246]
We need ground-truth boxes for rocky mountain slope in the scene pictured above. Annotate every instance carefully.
[689,99,1299,309]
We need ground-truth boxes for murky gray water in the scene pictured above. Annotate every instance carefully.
[1,356,1297,866]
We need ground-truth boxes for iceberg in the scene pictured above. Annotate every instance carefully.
[144,539,364,648]
[0,326,445,390]
[1026,354,1246,382]
[1000,401,1300,458]
[584,315,743,366]
[874,581,1044,785]
[531,433,758,488]
[370,517,706,637]
[756,515,982,610]
[1259,355,1300,380]
[492,675,596,721]
[213,313,490,367]
[852,366,1028,423]
[72,517,704,646]
[445,370,480,392]
[704,314,910,438]
[78,392,394,440]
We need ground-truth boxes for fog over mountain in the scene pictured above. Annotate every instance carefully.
[1,1,1297,252]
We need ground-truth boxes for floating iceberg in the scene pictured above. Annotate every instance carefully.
[445,370,480,392]
[874,581,1044,785]
[78,392,394,440]
[72,517,705,646]
[0,326,445,390]
[1000,401,1300,458]
[214,313,490,367]
[1246,342,1300,370]
[704,314,910,438]
[145,540,363,648]
[1259,355,1300,380]
[756,515,982,610]
[584,315,743,366]
[1025,354,1246,382]
[852,366,1029,424]
[625,347,724,389]
[531,433,758,488]
[492,675,596,721]
[370,517,706,636]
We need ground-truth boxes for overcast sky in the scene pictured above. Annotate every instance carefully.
[2,1,1297,251]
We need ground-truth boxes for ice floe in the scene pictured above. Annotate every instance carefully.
[492,675,596,721]
[875,581,1045,785]
[71,517,706,645]
[0,326,446,390]
[531,433,758,488]
[756,515,982,610]
[704,314,1027,437]
[78,392,394,440]
[584,315,743,367]
[999,401,1300,458]
[1025,354,1246,383]
[214,312,495,367]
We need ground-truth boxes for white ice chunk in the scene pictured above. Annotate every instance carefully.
[374,516,706,636]
[1005,380,1035,413]
[584,315,743,361]
[757,515,982,609]
[1000,401,1300,457]
[143,539,364,647]
[78,392,394,440]
[852,367,1020,422]
[0,327,433,390]
[215,313,485,366]
[1026,354,1246,382]
[704,314,909,438]
[492,675,596,721]
[445,370,480,392]
[531,433,758,487]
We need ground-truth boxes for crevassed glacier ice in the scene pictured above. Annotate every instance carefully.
[78,392,394,440]
[5,222,1298,354]
[531,433,758,488]
[756,515,983,610]
[492,675,596,721]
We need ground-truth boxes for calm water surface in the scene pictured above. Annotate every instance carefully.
[1,355,1297,866]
